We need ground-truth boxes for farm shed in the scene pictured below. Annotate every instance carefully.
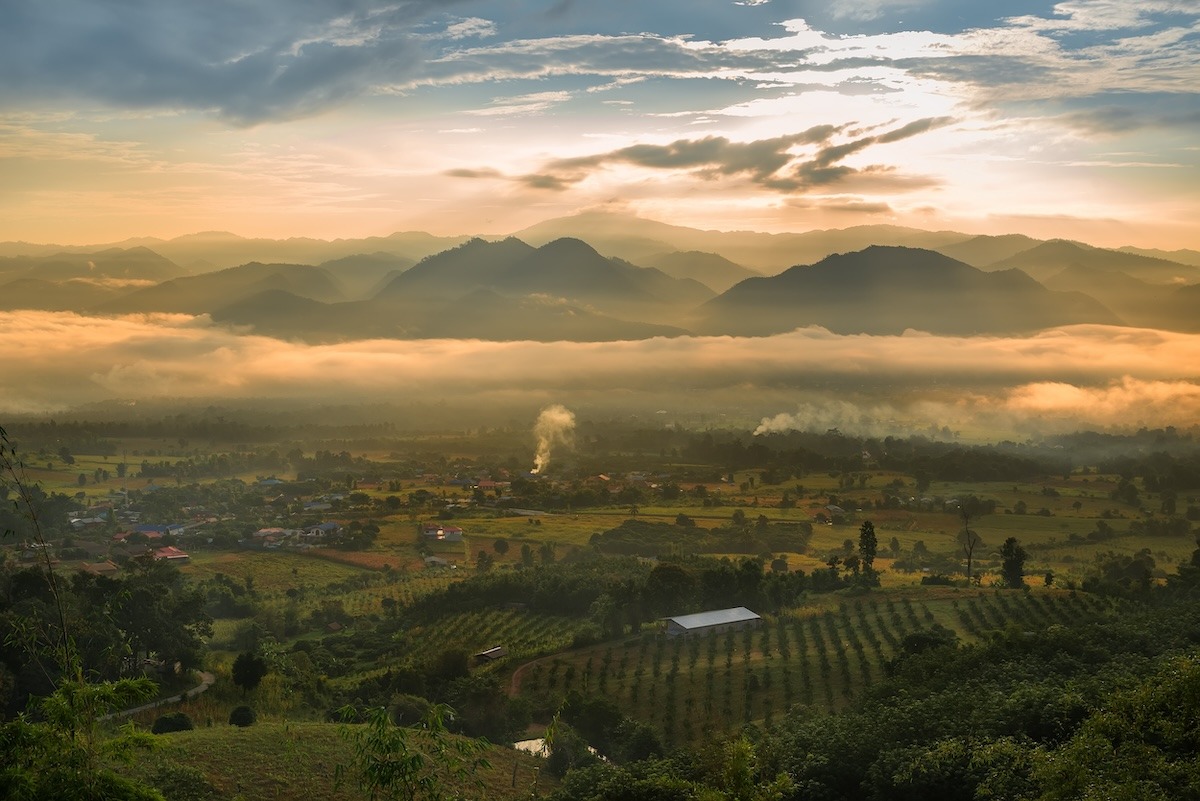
[664,607,762,638]
[474,646,508,663]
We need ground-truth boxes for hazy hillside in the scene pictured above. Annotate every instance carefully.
[0,277,134,311]
[381,236,712,323]
[514,211,967,272]
[96,262,346,314]
[936,233,1043,267]
[640,250,763,292]
[987,240,1200,284]
[317,252,416,299]
[693,245,1121,336]
[1118,245,1200,268]
[0,246,186,283]
[1041,264,1191,330]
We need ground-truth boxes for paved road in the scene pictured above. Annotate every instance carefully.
[103,671,216,720]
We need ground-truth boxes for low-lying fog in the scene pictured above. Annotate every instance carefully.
[4,310,1198,439]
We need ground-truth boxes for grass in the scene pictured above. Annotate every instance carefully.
[127,721,555,801]
[181,550,372,591]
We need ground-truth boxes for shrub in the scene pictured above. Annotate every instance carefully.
[228,705,257,727]
[151,711,195,734]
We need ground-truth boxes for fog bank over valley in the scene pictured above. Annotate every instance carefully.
[3,309,1197,439]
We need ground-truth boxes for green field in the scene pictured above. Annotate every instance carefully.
[512,588,1129,748]
[125,721,555,801]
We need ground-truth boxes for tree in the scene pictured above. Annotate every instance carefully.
[0,425,163,800]
[231,651,268,697]
[999,537,1027,588]
[228,705,256,727]
[475,550,494,572]
[336,703,490,801]
[858,520,878,573]
[959,508,983,585]
[492,538,509,556]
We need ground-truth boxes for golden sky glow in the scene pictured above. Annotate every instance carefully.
[2,1,1198,247]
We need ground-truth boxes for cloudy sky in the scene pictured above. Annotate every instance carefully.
[3,0,1198,247]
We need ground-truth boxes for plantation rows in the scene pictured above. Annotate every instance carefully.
[398,607,586,666]
[255,572,461,620]
[516,590,1129,747]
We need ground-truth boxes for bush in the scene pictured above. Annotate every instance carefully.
[228,705,257,727]
[151,711,195,734]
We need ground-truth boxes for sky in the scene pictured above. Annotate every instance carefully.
[2,0,1199,248]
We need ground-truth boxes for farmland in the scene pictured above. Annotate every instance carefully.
[3,415,1199,800]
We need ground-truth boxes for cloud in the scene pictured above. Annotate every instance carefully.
[510,117,949,193]
[0,0,465,125]
[442,17,497,40]
[2,311,1200,438]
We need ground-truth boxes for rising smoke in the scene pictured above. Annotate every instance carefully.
[531,404,576,474]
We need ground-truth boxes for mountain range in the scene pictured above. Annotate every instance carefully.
[3,213,1197,341]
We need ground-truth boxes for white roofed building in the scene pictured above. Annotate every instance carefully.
[663,606,762,638]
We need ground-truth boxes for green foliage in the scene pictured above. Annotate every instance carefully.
[0,676,161,800]
[151,712,195,734]
[228,706,257,727]
[336,703,490,801]
[999,537,1028,588]
[231,651,269,697]
[1036,654,1200,801]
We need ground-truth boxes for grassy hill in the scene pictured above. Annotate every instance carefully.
[128,721,555,801]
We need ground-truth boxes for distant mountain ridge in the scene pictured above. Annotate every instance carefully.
[693,245,1120,336]
[3,214,1198,341]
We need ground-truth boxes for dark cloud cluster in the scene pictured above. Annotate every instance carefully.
[0,0,468,125]
[489,117,952,194]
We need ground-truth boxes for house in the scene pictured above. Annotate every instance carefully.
[79,560,121,578]
[421,523,463,542]
[663,607,762,638]
[306,522,343,540]
[424,556,451,568]
[474,646,508,663]
[152,546,190,564]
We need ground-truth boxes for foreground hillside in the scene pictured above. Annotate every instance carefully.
[127,722,553,801]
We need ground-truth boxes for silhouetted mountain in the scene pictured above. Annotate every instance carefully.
[0,277,135,311]
[936,234,1042,267]
[637,251,761,293]
[380,236,712,322]
[1041,264,1194,330]
[95,262,345,314]
[1117,246,1200,269]
[414,288,688,341]
[210,290,340,339]
[513,212,967,272]
[379,238,537,301]
[0,246,185,283]
[318,252,416,299]
[988,240,1200,284]
[693,246,1120,336]
[211,287,687,342]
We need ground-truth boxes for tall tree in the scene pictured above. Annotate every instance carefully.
[960,508,983,585]
[999,537,1027,588]
[858,520,878,573]
[231,651,268,697]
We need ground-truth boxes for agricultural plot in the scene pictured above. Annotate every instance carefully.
[325,607,589,693]
[513,589,1130,748]
[183,550,371,590]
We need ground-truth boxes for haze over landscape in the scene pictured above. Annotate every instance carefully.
[7,6,1200,801]
[2,0,1198,434]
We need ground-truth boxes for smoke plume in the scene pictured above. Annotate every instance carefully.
[531,404,576,474]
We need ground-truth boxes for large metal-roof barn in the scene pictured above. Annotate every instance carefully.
[664,606,762,637]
